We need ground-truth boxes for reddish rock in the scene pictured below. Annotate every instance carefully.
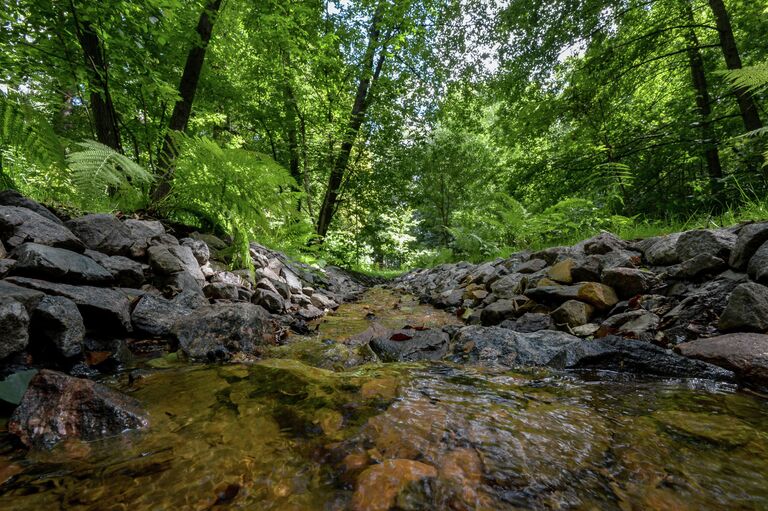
[675,333,768,387]
[351,459,437,511]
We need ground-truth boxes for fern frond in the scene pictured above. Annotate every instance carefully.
[0,93,67,173]
[67,140,153,210]
[723,63,768,93]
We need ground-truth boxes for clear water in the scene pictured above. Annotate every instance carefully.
[1,289,768,510]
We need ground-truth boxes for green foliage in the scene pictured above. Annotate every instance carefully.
[160,134,309,269]
[724,62,768,94]
[67,140,154,211]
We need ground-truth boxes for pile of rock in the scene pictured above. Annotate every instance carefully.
[0,191,367,445]
[391,227,768,388]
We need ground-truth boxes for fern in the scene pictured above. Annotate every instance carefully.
[159,134,307,269]
[67,140,154,211]
[723,62,768,93]
[0,94,67,173]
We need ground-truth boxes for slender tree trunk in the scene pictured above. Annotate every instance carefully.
[682,2,724,206]
[315,9,385,238]
[151,0,223,203]
[71,10,122,151]
[707,0,762,132]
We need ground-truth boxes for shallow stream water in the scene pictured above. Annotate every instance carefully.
[2,288,768,510]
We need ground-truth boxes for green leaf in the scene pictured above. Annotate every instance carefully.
[0,369,38,405]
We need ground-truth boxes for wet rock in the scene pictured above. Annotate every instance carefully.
[747,241,768,285]
[644,233,681,265]
[66,214,137,256]
[369,328,450,362]
[673,254,727,279]
[551,300,593,328]
[204,282,240,301]
[31,296,85,358]
[601,267,656,299]
[6,277,132,332]
[12,243,112,284]
[180,238,210,265]
[449,326,581,367]
[84,250,146,287]
[730,222,768,270]
[0,280,44,313]
[8,369,148,448]
[675,333,768,387]
[676,229,736,262]
[499,312,554,333]
[525,282,618,310]
[351,459,437,511]
[0,206,84,252]
[566,336,733,379]
[718,282,768,332]
[252,289,285,313]
[173,303,275,361]
[0,190,62,224]
[310,292,337,310]
[0,297,29,359]
[480,296,528,326]
[653,410,755,447]
[131,292,201,337]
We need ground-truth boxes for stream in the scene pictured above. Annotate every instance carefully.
[2,288,768,510]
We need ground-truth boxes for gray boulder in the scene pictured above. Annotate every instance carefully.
[0,280,44,313]
[66,214,136,256]
[31,296,85,358]
[131,291,203,337]
[85,250,146,287]
[9,369,148,448]
[13,243,112,284]
[449,326,581,367]
[0,297,29,359]
[480,297,528,326]
[180,238,210,265]
[644,233,681,265]
[0,206,84,252]
[5,277,132,332]
[747,241,768,285]
[676,333,768,388]
[499,312,554,333]
[601,267,656,299]
[204,282,240,301]
[673,254,727,279]
[0,258,15,278]
[0,190,62,224]
[369,328,450,362]
[676,229,736,262]
[718,282,768,332]
[173,303,275,361]
[551,300,593,328]
[730,222,768,270]
[252,288,285,313]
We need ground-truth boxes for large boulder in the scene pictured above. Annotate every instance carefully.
[0,297,29,359]
[643,233,681,266]
[673,254,727,279]
[8,369,148,448]
[718,282,768,332]
[180,238,210,265]
[147,244,205,284]
[551,300,594,328]
[131,291,204,337]
[480,297,528,325]
[565,336,733,380]
[0,280,44,313]
[66,214,136,256]
[12,243,112,284]
[499,312,554,333]
[172,303,275,361]
[369,328,450,362]
[730,222,768,270]
[252,288,285,313]
[5,277,132,332]
[675,333,768,388]
[676,229,736,262]
[30,296,85,358]
[579,232,631,255]
[0,206,84,252]
[747,241,768,285]
[85,250,146,287]
[449,326,581,367]
[0,190,62,224]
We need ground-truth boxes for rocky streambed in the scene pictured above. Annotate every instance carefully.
[2,192,768,509]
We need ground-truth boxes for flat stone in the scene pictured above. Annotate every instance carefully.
[369,328,450,362]
[13,243,112,284]
[147,244,205,283]
[579,232,630,255]
[525,282,618,310]
[0,280,44,313]
[0,206,84,252]
[0,258,15,278]
[515,258,547,274]
[673,254,727,279]
[718,282,768,332]
[0,297,29,359]
[9,369,148,448]
[480,296,529,325]
[601,267,656,299]
[548,258,574,283]
[675,333,768,387]
[131,292,201,337]
[66,214,136,256]
[0,190,62,224]
[499,312,553,333]
[730,222,768,270]
[6,277,132,332]
[203,282,240,301]
[85,250,146,287]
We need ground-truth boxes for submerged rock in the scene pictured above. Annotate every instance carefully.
[8,369,148,448]
[351,459,437,511]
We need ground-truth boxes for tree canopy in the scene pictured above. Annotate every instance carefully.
[2,0,767,269]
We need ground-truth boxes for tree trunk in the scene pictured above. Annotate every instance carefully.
[682,2,724,206]
[151,0,223,203]
[316,9,385,238]
[72,14,122,151]
[707,0,762,132]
